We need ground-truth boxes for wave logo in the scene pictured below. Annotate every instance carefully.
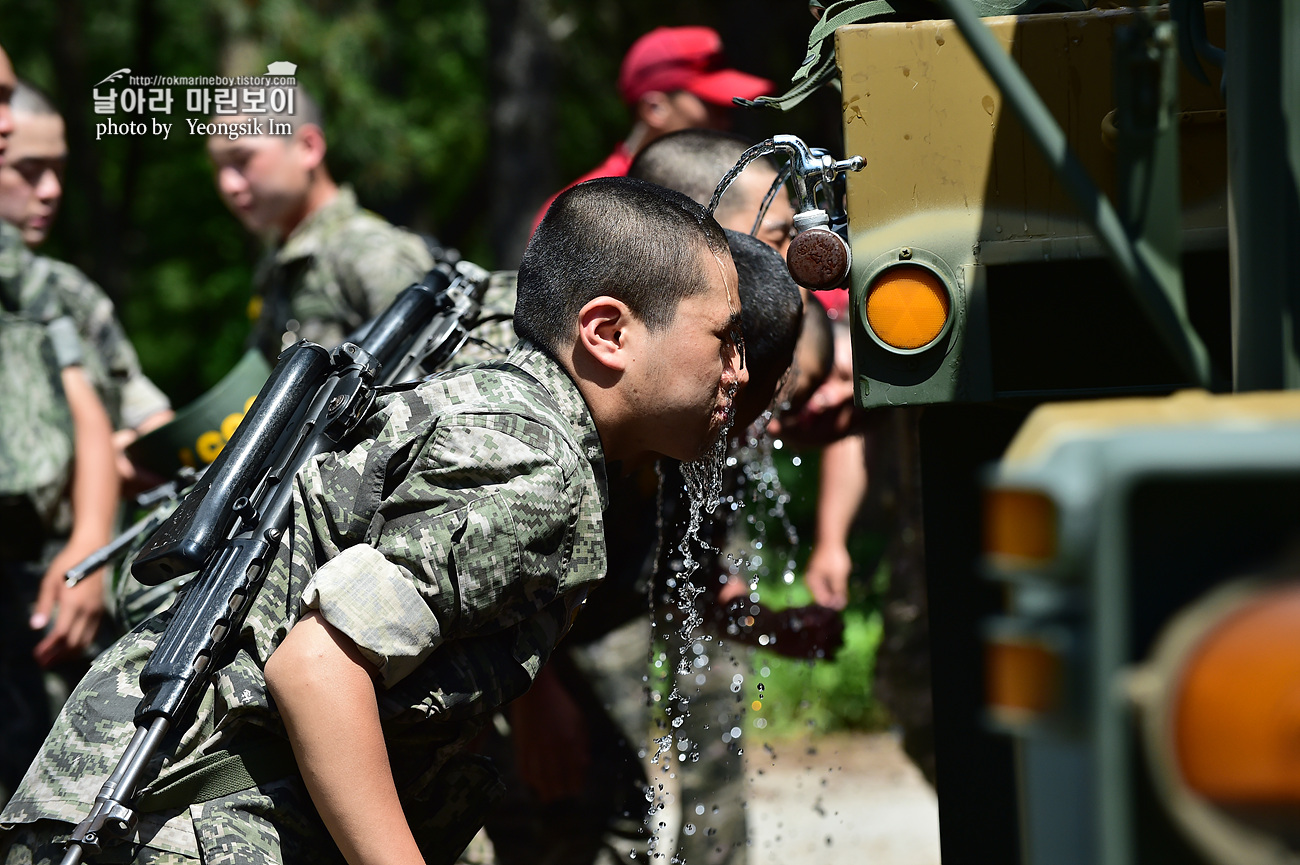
[94,68,131,87]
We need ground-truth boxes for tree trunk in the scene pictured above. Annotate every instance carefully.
[52,0,116,299]
[486,0,556,269]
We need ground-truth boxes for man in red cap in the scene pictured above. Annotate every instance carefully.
[533,25,771,229]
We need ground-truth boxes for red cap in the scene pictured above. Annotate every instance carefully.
[618,26,773,107]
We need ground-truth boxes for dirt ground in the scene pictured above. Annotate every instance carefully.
[746,732,940,865]
[460,729,939,865]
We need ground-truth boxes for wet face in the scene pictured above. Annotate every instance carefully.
[785,315,831,413]
[0,113,67,247]
[714,166,801,428]
[635,244,748,462]
[716,165,796,258]
[0,48,15,165]
[207,127,312,238]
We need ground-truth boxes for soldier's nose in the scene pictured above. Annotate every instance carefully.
[37,168,60,201]
[217,166,247,195]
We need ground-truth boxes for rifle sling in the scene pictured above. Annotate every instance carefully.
[136,737,298,811]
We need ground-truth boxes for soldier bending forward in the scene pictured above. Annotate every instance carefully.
[0,176,748,865]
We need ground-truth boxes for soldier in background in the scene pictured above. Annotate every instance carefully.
[650,131,932,784]
[631,129,860,612]
[0,81,173,489]
[532,26,772,231]
[630,132,844,864]
[205,86,434,363]
[0,46,119,806]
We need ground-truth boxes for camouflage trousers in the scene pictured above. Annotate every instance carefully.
[0,822,197,865]
[479,622,653,865]
[477,617,749,865]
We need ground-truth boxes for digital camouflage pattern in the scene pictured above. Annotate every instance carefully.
[481,457,752,865]
[108,511,188,634]
[248,185,435,363]
[0,343,609,865]
[0,313,73,543]
[112,269,522,632]
[0,220,76,548]
[0,222,85,807]
[445,270,519,370]
[0,223,169,434]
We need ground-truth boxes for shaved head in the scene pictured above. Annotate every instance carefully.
[629,128,796,256]
[12,80,57,118]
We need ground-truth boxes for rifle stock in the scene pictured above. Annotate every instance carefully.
[130,342,333,586]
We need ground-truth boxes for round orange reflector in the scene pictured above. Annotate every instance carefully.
[1174,584,1300,808]
[865,264,951,350]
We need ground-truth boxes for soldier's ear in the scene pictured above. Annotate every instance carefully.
[577,296,636,373]
[294,123,327,172]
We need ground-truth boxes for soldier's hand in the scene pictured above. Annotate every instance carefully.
[31,545,105,668]
[804,542,851,610]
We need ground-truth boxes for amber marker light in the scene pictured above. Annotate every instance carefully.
[1173,584,1300,811]
[983,488,1057,567]
[864,263,952,351]
[986,634,1063,725]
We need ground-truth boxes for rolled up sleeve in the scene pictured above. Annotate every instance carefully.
[301,542,443,688]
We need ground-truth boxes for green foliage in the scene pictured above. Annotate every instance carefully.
[742,554,891,738]
[748,605,889,738]
[644,444,890,739]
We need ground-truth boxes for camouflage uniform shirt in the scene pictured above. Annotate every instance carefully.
[0,342,609,864]
[249,185,435,363]
[0,221,170,432]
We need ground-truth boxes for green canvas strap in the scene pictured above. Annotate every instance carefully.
[737,0,1088,112]
[136,736,299,812]
[735,0,902,112]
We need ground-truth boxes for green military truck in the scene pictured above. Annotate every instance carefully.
[775,1,1299,862]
